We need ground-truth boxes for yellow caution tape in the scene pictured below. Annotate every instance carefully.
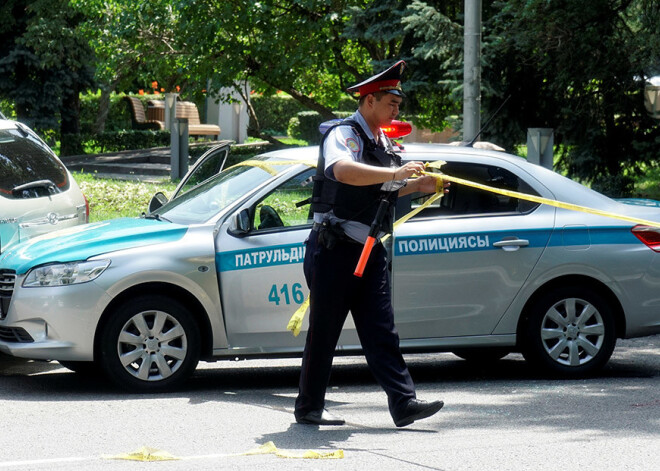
[226,159,317,175]
[244,441,344,459]
[382,163,447,242]
[287,296,309,337]
[104,446,179,462]
[243,441,280,455]
[422,160,660,228]
[104,442,343,462]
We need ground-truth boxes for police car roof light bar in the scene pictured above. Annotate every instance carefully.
[318,120,412,139]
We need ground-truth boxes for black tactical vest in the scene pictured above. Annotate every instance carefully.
[311,119,401,233]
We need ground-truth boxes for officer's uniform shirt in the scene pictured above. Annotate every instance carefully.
[314,111,397,243]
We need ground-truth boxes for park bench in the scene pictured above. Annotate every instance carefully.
[123,96,165,131]
[146,99,221,139]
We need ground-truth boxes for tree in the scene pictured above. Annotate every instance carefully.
[399,0,660,196]
[0,0,95,153]
[70,0,190,133]
[77,0,462,142]
[483,0,660,195]
[399,0,465,130]
[177,0,373,138]
[177,0,467,139]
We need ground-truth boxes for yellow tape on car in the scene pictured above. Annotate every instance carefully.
[226,159,317,175]
[422,160,660,228]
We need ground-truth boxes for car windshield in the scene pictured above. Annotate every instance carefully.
[152,157,294,224]
[0,128,69,199]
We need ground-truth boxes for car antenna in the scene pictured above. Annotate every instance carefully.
[465,94,511,147]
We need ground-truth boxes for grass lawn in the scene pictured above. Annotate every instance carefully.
[74,172,178,223]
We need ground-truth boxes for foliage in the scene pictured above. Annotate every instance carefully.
[3,0,660,198]
[481,0,660,196]
[77,0,461,137]
[79,92,132,133]
[249,93,356,136]
[0,0,96,154]
[400,0,465,130]
[288,111,353,144]
[61,130,171,156]
[249,94,308,136]
[70,0,187,93]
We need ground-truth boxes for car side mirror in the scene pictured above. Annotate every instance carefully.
[148,192,169,213]
[228,208,251,237]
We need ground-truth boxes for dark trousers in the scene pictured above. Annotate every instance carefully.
[295,229,416,418]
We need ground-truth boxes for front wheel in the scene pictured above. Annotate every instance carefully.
[99,295,200,392]
[522,286,616,376]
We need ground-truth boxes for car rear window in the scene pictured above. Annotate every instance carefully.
[0,128,70,199]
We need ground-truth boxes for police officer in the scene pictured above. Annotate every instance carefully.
[294,61,446,427]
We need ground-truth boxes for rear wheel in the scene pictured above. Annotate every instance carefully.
[522,286,616,376]
[99,295,200,392]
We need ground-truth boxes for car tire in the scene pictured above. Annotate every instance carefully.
[452,348,510,363]
[99,295,200,392]
[522,286,616,376]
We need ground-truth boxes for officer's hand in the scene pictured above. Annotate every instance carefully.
[393,161,426,181]
[412,175,450,194]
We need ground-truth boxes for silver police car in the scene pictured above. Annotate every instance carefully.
[1,141,660,391]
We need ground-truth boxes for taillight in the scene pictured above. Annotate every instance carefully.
[632,225,660,251]
[84,194,90,223]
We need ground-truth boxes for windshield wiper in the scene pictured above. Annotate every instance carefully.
[12,180,57,195]
[143,213,173,223]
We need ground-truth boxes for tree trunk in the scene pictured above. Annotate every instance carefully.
[59,85,83,156]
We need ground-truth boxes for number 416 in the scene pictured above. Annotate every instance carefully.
[268,283,305,306]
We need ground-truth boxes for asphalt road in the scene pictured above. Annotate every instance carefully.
[1,335,659,470]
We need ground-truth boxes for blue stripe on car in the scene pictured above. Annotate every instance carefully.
[217,242,306,272]
[395,226,638,256]
[0,218,188,274]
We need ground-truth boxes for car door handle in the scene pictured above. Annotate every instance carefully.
[493,238,530,248]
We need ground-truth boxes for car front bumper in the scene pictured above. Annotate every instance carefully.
[0,278,110,361]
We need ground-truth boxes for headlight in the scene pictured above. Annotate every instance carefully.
[23,260,111,287]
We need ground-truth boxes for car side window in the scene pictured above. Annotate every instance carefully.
[252,168,315,232]
[406,162,540,219]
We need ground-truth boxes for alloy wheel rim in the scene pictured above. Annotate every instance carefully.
[117,310,188,381]
[540,297,605,367]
